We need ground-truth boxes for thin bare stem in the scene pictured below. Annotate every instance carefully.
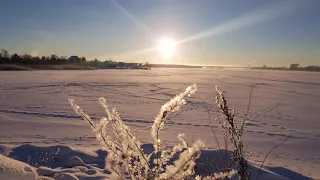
[256,134,290,180]
[215,86,250,179]
[240,86,254,136]
[207,108,221,151]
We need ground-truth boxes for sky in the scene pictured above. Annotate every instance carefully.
[1,0,320,66]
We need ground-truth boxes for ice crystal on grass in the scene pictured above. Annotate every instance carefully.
[151,84,197,149]
[159,139,204,179]
[69,84,252,179]
[195,169,238,180]
[215,86,250,180]
[69,84,204,179]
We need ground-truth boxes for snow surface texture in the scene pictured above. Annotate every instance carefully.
[0,144,301,180]
[0,154,37,180]
[0,68,319,179]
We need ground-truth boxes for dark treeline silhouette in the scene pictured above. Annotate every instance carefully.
[0,48,151,70]
[252,64,320,72]
[0,49,86,65]
[251,66,288,70]
[296,65,320,71]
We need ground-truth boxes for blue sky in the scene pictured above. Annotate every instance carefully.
[1,0,320,66]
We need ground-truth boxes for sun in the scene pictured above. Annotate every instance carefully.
[158,38,176,60]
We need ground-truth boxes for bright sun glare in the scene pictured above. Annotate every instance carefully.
[158,38,176,61]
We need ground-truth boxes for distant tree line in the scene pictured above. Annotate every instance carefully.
[0,49,87,65]
[253,64,320,72]
[0,48,150,69]
[294,65,320,71]
[252,65,288,70]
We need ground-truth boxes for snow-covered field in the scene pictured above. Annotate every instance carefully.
[0,68,319,179]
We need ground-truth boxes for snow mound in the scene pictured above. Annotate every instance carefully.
[84,169,98,175]
[37,166,57,176]
[61,168,81,174]
[0,144,313,180]
[67,156,85,168]
[5,144,105,168]
[73,166,88,172]
[0,154,38,180]
[53,172,79,180]
[38,176,54,180]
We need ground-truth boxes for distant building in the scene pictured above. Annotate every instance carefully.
[68,56,80,63]
[290,64,299,70]
[11,54,21,61]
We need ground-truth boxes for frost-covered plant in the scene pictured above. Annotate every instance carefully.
[215,86,250,180]
[69,84,205,179]
[195,169,238,180]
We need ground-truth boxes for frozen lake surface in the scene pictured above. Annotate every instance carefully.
[0,68,319,179]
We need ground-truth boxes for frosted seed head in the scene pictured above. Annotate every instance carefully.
[182,99,186,105]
